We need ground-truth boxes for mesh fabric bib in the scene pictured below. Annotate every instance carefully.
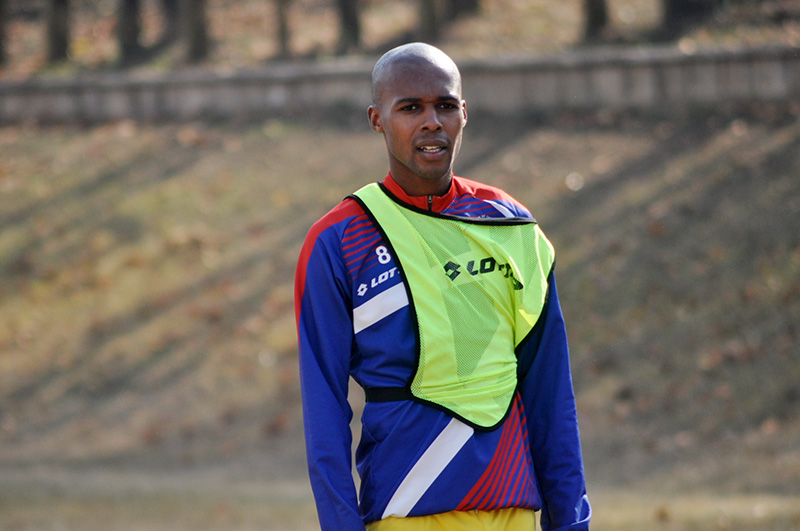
[352,183,554,430]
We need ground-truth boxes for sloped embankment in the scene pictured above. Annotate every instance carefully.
[1,108,799,498]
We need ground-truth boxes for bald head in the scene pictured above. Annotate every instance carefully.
[371,43,462,106]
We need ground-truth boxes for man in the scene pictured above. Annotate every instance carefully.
[295,42,591,530]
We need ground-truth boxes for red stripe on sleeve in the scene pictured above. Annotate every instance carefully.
[294,198,364,328]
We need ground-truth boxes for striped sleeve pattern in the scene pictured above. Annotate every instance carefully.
[342,213,382,276]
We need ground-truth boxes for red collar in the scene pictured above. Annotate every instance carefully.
[381,173,457,213]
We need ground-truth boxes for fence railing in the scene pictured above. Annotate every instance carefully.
[1,44,798,124]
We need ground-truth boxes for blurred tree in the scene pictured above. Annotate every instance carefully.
[118,0,144,64]
[275,0,291,59]
[661,0,720,35]
[418,0,446,42]
[335,0,360,54]
[418,0,480,43]
[0,0,6,66]
[583,0,609,41]
[47,0,70,63]
[447,0,479,18]
[118,0,183,65]
[161,0,179,44]
[181,0,209,62]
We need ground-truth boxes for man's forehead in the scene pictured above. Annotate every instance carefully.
[376,60,461,99]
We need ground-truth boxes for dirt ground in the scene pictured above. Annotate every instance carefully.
[2,466,800,530]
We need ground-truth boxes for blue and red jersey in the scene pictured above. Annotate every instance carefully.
[295,174,591,530]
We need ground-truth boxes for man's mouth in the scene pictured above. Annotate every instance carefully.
[417,143,447,154]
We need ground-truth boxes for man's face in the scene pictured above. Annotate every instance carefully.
[368,62,467,196]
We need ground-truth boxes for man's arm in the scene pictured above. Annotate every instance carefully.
[518,271,591,530]
[296,227,365,530]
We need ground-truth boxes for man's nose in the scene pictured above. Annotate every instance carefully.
[420,106,443,130]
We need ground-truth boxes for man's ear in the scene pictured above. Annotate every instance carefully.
[368,105,383,133]
[462,100,468,125]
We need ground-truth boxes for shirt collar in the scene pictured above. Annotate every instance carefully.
[381,173,457,213]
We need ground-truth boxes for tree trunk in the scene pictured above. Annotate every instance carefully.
[0,0,6,66]
[181,0,209,63]
[418,0,445,43]
[275,0,290,59]
[47,0,70,63]
[446,0,479,19]
[118,0,144,64]
[583,0,609,41]
[335,0,360,54]
[661,0,719,32]
[160,0,180,44]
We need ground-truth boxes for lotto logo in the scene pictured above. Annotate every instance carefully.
[443,258,523,290]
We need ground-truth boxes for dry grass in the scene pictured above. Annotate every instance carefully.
[3,108,800,529]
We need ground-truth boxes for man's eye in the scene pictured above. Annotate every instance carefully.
[401,104,419,112]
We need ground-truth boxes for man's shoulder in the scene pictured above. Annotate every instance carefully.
[306,197,366,242]
[453,176,532,218]
[453,175,519,202]
[297,197,369,282]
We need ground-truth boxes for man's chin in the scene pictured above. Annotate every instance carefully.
[418,172,450,181]
[415,164,453,181]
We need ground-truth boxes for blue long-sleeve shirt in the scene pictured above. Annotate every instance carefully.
[295,174,590,530]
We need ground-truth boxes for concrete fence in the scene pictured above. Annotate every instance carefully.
[1,44,799,124]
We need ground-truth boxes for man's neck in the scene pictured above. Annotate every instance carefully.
[390,173,452,197]
[383,173,458,212]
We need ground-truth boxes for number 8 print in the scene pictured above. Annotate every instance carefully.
[376,246,391,264]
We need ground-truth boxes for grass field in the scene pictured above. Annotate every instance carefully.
[3,108,799,529]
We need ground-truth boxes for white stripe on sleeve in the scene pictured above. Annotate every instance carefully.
[485,199,516,218]
[353,282,408,334]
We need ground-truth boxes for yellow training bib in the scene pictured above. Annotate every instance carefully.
[352,183,554,430]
